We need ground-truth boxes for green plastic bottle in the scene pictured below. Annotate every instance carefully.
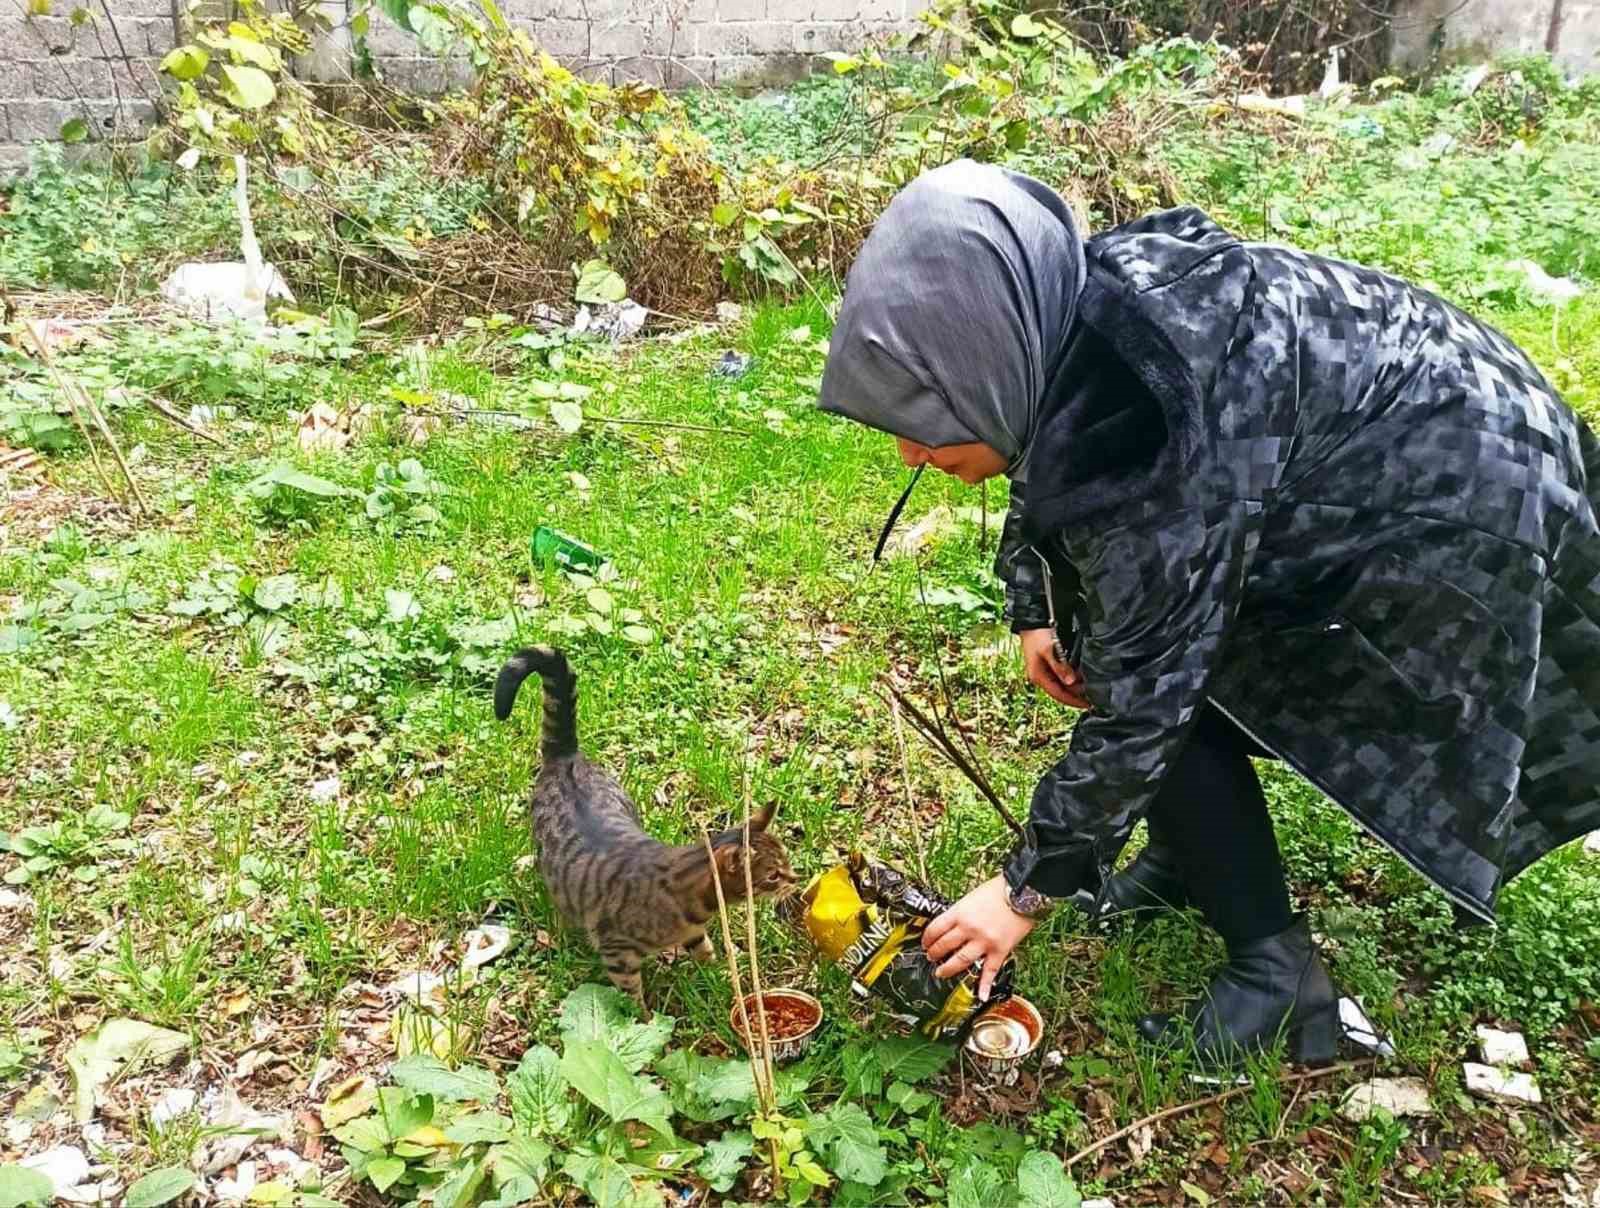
[531,525,605,571]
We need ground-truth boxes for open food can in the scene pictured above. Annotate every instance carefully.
[730,988,824,1063]
[963,994,1043,1085]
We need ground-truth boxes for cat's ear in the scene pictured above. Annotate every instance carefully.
[750,800,779,832]
[713,840,744,880]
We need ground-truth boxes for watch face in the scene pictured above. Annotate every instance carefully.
[1012,886,1050,917]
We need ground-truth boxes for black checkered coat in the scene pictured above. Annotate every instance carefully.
[998,208,1600,921]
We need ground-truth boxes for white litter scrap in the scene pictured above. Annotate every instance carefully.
[1476,1025,1530,1067]
[1340,996,1396,1057]
[1463,1062,1542,1105]
[1508,259,1584,307]
[161,154,295,323]
[572,299,648,343]
[1585,830,1600,855]
[462,923,513,972]
[18,1146,90,1197]
[1340,1076,1434,1122]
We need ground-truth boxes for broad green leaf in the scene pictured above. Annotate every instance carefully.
[391,1055,500,1103]
[246,1181,292,1203]
[124,1167,197,1207]
[159,43,210,79]
[574,259,627,304]
[875,1035,954,1084]
[585,587,615,615]
[67,1019,188,1123]
[550,400,583,433]
[1010,13,1044,37]
[1017,1151,1081,1208]
[807,1102,886,1187]
[611,1014,674,1073]
[319,1075,378,1128]
[697,1058,756,1105]
[711,201,739,226]
[562,1153,664,1208]
[559,1040,674,1137]
[251,465,351,498]
[0,626,40,655]
[375,0,414,30]
[0,1164,53,1208]
[559,983,635,1043]
[25,0,51,13]
[837,1172,912,1206]
[444,1111,514,1144]
[947,1157,1008,1208]
[1180,1180,1213,1206]
[697,1129,754,1193]
[221,33,279,70]
[219,63,276,109]
[507,1045,571,1137]
[378,1090,433,1141]
[59,117,89,144]
[365,1155,406,1194]
[885,1080,932,1114]
[434,1158,488,1208]
[621,625,654,645]
[489,1134,552,1195]
[330,1116,387,1153]
[252,573,299,612]
[625,1130,702,1178]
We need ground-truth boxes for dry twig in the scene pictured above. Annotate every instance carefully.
[886,684,1027,842]
[1066,1060,1369,1169]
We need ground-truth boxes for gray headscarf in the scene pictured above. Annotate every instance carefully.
[818,159,1086,482]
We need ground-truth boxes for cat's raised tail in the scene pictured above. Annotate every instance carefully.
[494,646,578,759]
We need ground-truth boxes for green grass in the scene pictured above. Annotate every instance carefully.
[2,61,1599,1208]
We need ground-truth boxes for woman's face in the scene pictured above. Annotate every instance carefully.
[896,438,1008,485]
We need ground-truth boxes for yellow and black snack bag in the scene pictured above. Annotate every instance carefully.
[785,853,1014,1039]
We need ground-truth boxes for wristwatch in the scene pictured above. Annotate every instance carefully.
[1006,882,1056,921]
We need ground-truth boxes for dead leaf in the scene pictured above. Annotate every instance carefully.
[224,990,255,1017]
[296,402,348,453]
[881,506,955,559]
[318,1075,377,1128]
[20,316,91,356]
[0,444,43,477]
[403,413,442,446]
[66,1018,189,1123]
[297,1111,325,1161]
[234,1048,277,1081]
[1128,1122,1155,1164]
[402,1124,452,1149]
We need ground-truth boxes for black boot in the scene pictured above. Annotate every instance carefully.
[1136,917,1341,1068]
[1071,837,1191,925]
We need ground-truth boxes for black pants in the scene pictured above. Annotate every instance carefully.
[1145,705,1293,946]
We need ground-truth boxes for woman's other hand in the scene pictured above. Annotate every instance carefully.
[921,875,1036,1002]
[1019,628,1091,709]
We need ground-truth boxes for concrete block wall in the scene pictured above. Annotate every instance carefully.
[3,0,1596,172]
[1388,0,1596,76]
[0,0,171,174]
[370,0,922,92]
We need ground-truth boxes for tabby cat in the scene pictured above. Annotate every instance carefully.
[495,646,797,1016]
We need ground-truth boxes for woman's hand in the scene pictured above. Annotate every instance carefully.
[921,875,1036,1002]
[1019,628,1091,709]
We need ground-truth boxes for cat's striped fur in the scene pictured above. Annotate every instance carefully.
[496,647,796,1016]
